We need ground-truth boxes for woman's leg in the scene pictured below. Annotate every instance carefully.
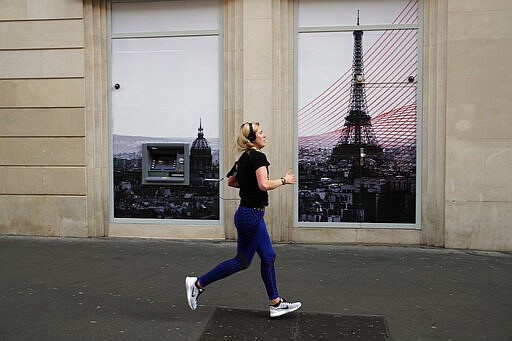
[198,207,263,287]
[256,218,279,301]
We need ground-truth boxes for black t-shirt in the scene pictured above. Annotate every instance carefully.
[235,150,270,208]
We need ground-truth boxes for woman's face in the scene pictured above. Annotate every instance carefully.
[253,126,266,149]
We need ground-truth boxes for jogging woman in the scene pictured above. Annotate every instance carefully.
[185,121,301,318]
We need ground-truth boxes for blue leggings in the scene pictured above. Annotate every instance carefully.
[198,206,279,300]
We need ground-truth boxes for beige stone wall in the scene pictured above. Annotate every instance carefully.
[1,0,511,251]
[444,0,512,250]
[223,0,296,242]
[0,0,89,236]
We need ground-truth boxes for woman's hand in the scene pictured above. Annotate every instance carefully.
[282,169,296,185]
[227,176,239,188]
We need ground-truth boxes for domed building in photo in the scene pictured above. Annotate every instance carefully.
[190,120,213,184]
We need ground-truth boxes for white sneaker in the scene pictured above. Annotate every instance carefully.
[185,276,204,310]
[269,298,301,318]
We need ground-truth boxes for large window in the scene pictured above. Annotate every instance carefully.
[110,0,222,223]
[296,0,421,227]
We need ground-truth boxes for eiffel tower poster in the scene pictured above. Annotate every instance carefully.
[297,4,419,225]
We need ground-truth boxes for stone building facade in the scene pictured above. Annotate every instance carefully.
[0,0,511,251]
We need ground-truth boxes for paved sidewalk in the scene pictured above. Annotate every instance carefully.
[0,236,511,340]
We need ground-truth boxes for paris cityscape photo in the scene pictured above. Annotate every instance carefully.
[113,123,220,220]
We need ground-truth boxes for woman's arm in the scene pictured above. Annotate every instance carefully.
[255,166,296,191]
[226,161,239,188]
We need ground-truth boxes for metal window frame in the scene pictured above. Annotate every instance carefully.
[293,0,423,230]
[107,0,224,226]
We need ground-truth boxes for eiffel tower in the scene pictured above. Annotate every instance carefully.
[330,12,382,167]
